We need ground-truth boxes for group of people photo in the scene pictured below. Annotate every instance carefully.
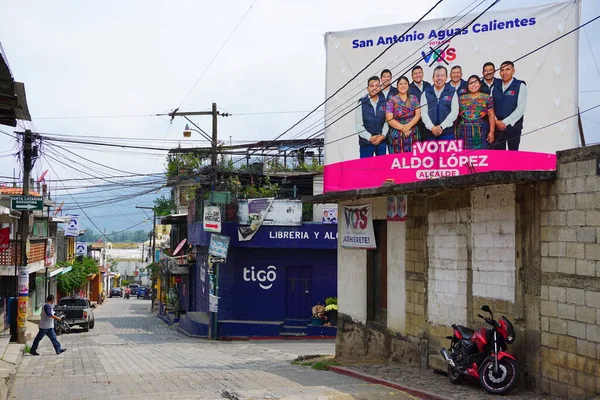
[355,61,527,158]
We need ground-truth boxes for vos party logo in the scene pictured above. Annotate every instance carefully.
[341,204,376,249]
[421,44,457,66]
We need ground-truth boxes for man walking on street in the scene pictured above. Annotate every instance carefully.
[29,294,67,356]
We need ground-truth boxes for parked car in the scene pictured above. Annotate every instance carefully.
[128,284,140,295]
[53,297,96,332]
[109,287,122,298]
[136,286,147,299]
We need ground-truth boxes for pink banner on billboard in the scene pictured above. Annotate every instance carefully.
[323,140,556,192]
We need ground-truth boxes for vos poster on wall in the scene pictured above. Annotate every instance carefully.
[323,2,578,192]
[341,204,376,249]
[238,198,275,242]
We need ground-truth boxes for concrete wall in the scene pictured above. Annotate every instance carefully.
[427,208,469,326]
[537,146,600,399]
[334,144,600,398]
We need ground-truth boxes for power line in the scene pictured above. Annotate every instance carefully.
[250,0,446,156]
[177,0,258,109]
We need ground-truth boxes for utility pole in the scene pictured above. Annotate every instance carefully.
[17,130,33,344]
[169,103,226,172]
[136,206,156,310]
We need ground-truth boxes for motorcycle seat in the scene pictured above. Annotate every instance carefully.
[456,325,474,340]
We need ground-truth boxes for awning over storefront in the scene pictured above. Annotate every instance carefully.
[159,213,187,225]
[168,257,190,274]
[47,265,73,278]
[0,205,20,223]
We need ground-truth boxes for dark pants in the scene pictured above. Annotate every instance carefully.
[493,126,522,150]
[421,128,455,142]
[30,327,62,354]
[360,142,387,158]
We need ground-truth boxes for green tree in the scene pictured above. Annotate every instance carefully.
[57,257,100,294]
[153,193,176,217]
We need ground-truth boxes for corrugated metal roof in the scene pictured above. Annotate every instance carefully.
[0,188,42,196]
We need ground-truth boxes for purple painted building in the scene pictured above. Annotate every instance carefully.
[177,221,338,338]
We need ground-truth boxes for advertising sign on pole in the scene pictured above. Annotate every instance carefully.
[341,204,376,249]
[208,234,230,259]
[75,242,87,256]
[64,215,80,237]
[322,2,579,192]
[203,206,222,233]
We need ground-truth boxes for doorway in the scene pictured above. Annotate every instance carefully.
[285,267,312,319]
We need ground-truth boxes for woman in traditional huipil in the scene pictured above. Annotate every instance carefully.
[456,74,496,149]
[385,76,421,153]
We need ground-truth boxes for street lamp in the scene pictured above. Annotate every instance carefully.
[183,123,213,143]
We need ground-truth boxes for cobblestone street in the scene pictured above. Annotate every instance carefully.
[8,299,413,400]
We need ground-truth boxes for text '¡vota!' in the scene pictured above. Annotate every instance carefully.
[268,231,338,240]
[352,17,537,48]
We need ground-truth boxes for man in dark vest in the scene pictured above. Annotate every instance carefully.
[492,61,528,150]
[420,65,459,141]
[449,65,467,97]
[480,61,502,95]
[409,65,431,144]
[380,69,398,100]
[409,65,431,100]
[355,76,388,158]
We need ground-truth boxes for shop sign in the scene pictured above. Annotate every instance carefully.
[242,265,277,290]
[203,206,221,233]
[208,234,230,258]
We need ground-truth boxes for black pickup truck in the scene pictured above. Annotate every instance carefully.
[53,297,96,332]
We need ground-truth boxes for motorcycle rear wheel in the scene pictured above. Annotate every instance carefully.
[479,357,519,394]
[448,365,464,384]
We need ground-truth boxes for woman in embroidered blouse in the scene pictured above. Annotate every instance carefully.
[385,76,421,153]
[456,74,496,149]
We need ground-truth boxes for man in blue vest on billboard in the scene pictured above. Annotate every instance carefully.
[355,76,388,158]
[449,65,467,97]
[420,66,459,141]
[409,65,431,100]
[380,69,398,100]
[480,62,502,95]
[492,61,528,151]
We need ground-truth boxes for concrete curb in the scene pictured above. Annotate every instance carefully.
[328,366,453,400]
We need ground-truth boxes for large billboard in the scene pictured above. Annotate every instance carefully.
[323,1,578,192]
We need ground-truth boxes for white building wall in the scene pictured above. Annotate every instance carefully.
[337,198,387,323]
[471,185,516,302]
[387,221,406,332]
[427,209,469,326]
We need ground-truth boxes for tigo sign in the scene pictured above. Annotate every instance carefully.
[243,265,277,290]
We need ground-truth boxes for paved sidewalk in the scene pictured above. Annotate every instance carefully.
[330,361,561,400]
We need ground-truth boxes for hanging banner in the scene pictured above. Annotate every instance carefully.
[0,227,9,252]
[341,204,376,249]
[203,206,222,233]
[323,2,578,192]
[237,199,302,226]
[387,195,408,222]
[238,198,275,241]
[44,238,54,267]
[65,215,80,237]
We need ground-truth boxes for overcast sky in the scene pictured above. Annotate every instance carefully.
[1,0,599,231]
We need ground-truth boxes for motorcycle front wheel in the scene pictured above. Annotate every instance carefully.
[479,357,519,394]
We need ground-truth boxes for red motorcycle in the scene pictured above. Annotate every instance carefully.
[440,305,518,395]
